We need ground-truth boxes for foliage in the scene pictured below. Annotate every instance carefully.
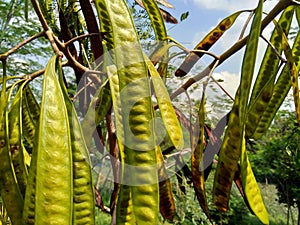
[0,0,300,224]
[251,110,300,224]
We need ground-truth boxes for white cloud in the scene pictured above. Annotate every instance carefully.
[211,71,240,97]
[192,0,257,13]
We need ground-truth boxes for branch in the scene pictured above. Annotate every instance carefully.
[64,33,103,47]
[170,0,293,100]
[30,0,62,56]
[0,32,45,60]
[79,0,103,59]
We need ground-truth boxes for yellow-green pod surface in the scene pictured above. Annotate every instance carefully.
[57,61,95,225]
[213,92,242,212]
[21,85,39,148]
[253,24,300,139]
[0,79,24,225]
[95,0,159,224]
[191,92,210,221]
[23,56,73,225]
[8,83,28,197]
[246,6,294,138]
[145,56,184,149]
[240,137,269,224]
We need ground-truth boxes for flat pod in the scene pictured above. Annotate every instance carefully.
[8,83,29,197]
[145,56,184,150]
[253,25,300,139]
[57,61,95,225]
[0,79,24,225]
[156,146,176,221]
[23,56,73,225]
[175,10,244,77]
[246,6,294,138]
[240,137,269,225]
[191,92,211,222]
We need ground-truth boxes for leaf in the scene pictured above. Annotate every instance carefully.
[175,10,245,77]
[240,137,269,225]
[180,11,189,21]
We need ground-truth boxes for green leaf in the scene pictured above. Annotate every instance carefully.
[180,11,189,21]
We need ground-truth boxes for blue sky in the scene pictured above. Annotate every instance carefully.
[161,0,279,96]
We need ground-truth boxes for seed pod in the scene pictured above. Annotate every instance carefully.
[8,83,29,197]
[23,56,73,225]
[0,78,24,225]
[191,92,211,221]
[175,10,244,77]
[253,23,300,139]
[95,0,159,224]
[246,6,294,138]
[156,146,176,221]
[240,137,269,225]
[145,56,184,149]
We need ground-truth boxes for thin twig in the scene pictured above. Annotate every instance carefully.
[239,10,255,40]
[64,33,102,47]
[0,32,45,60]
[261,34,287,62]
[71,80,93,101]
[211,76,234,101]
[30,0,62,56]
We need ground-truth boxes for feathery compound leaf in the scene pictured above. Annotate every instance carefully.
[240,137,269,224]
[191,92,211,222]
[246,6,294,138]
[175,10,245,77]
[145,56,184,149]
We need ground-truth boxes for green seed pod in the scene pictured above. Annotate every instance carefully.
[22,56,73,225]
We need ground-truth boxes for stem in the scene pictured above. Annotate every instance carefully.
[79,0,103,59]
[0,32,45,60]
[30,0,62,56]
